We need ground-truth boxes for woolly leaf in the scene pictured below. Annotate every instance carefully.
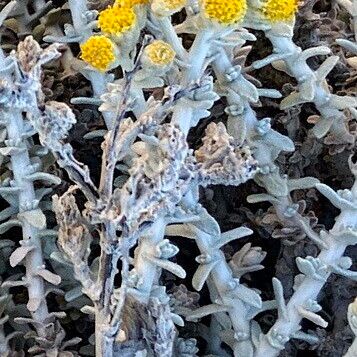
[48,311,67,320]
[280,92,307,110]
[266,130,295,152]
[235,77,259,102]
[287,177,320,192]
[25,172,61,185]
[165,224,196,239]
[234,285,262,308]
[315,56,339,81]
[233,340,254,357]
[0,1,17,26]
[14,317,39,326]
[300,46,331,61]
[0,219,22,234]
[83,130,107,140]
[0,206,18,222]
[9,246,34,267]
[272,278,288,320]
[0,147,26,155]
[0,187,22,194]
[36,269,61,285]
[299,79,315,101]
[257,88,282,99]
[291,331,319,344]
[1,279,26,288]
[215,227,253,249]
[192,260,219,291]
[27,298,42,312]
[297,306,328,328]
[328,95,357,110]
[247,193,280,204]
[65,287,83,302]
[191,208,220,236]
[251,321,263,348]
[296,257,328,282]
[135,77,165,89]
[186,304,230,321]
[18,209,46,229]
[81,305,96,315]
[316,183,356,210]
[170,313,184,326]
[336,39,357,54]
[143,254,186,279]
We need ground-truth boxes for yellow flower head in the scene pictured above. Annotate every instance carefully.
[201,0,247,25]
[115,0,149,6]
[144,40,176,66]
[261,0,299,22]
[98,6,136,36]
[80,36,118,72]
[151,0,186,16]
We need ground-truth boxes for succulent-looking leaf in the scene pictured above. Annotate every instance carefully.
[315,56,339,81]
[165,224,197,239]
[297,306,328,328]
[215,227,253,249]
[234,285,262,308]
[27,297,42,312]
[186,304,230,321]
[192,259,219,291]
[18,209,46,229]
[143,254,186,279]
[287,177,320,191]
[37,269,61,285]
[0,219,22,234]
[272,278,288,320]
[9,245,34,267]
[316,183,356,210]
[291,331,319,344]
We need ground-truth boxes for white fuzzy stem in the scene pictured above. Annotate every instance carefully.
[5,110,49,337]
[171,30,213,135]
[265,33,351,141]
[255,208,355,357]
[132,217,167,300]
[195,228,254,356]
[130,29,213,302]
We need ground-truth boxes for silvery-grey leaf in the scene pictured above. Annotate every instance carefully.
[36,269,61,285]
[18,209,46,229]
[9,245,34,267]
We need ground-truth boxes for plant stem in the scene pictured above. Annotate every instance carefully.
[5,109,50,337]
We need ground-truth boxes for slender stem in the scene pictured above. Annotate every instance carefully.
[195,228,253,356]
[5,110,50,338]
[255,236,347,357]
[131,217,167,301]
[171,30,213,135]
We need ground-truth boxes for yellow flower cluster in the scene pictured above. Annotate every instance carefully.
[81,0,145,71]
[80,36,117,72]
[98,6,136,36]
[261,0,299,22]
[200,0,247,25]
[144,40,176,66]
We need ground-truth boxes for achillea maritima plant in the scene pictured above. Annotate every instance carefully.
[0,0,356,356]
